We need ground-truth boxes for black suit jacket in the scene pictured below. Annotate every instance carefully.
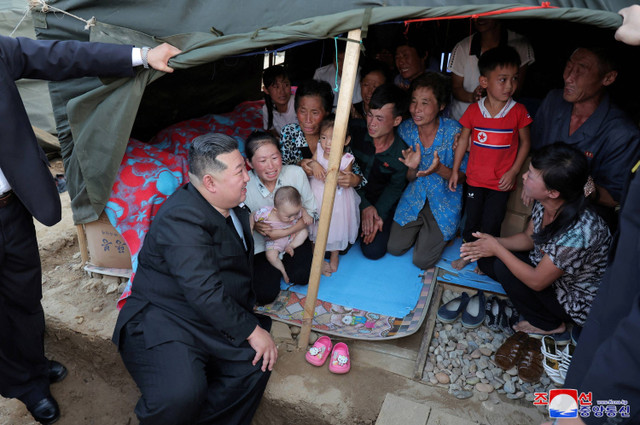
[113,183,260,354]
[0,36,133,226]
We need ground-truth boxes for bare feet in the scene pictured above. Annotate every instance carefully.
[282,272,290,284]
[329,251,339,273]
[451,257,471,270]
[285,246,294,257]
[513,320,566,335]
[321,261,332,277]
[473,266,485,275]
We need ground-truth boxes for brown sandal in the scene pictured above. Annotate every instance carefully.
[494,331,529,370]
[517,337,544,383]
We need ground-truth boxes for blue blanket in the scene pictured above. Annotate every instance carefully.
[281,242,423,318]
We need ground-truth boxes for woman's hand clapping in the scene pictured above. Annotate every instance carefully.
[399,143,422,170]
[459,232,501,262]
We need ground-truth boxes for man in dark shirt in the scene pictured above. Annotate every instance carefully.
[351,84,409,259]
[531,46,640,231]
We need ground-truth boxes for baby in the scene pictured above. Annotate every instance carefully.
[252,186,313,283]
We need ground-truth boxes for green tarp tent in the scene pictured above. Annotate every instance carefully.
[30,0,637,223]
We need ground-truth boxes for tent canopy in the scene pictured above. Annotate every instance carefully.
[32,0,636,223]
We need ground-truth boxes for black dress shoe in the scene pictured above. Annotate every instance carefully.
[28,396,60,425]
[49,360,68,384]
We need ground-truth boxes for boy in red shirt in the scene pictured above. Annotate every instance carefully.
[449,46,531,270]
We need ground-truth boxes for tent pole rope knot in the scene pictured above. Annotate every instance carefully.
[28,0,96,31]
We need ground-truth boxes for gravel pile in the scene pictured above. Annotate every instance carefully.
[424,289,557,412]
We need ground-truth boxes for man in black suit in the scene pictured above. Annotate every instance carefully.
[0,35,180,425]
[113,134,278,425]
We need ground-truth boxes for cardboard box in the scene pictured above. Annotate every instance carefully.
[83,212,132,269]
[501,211,530,238]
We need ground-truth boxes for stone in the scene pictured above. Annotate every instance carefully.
[453,390,473,400]
[484,369,494,380]
[429,376,439,385]
[475,371,485,379]
[525,393,536,402]
[475,382,494,393]
[105,282,119,295]
[482,401,497,412]
[507,391,525,400]
[469,363,477,373]
[290,326,300,336]
[477,391,489,401]
[92,306,102,312]
[444,324,453,331]
[435,372,450,384]
[76,316,84,324]
[477,358,489,370]
[479,347,493,357]
[470,348,482,359]
[270,321,293,343]
[504,380,516,394]
[506,367,518,376]
[466,377,480,386]
[425,361,434,373]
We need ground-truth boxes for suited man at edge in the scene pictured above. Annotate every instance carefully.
[0,35,180,425]
[113,134,278,425]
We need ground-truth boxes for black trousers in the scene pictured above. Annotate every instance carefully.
[0,198,50,407]
[120,314,272,425]
[478,253,573,331]
[360,214,393,260]
[253,238,313,305]
[462,185,510,242]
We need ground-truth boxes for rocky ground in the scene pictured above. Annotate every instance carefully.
[426,289,554,416]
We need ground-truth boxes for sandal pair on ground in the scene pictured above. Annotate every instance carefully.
[484,295,519,335]
[494,331,544,383]
[436,290,486,328]
[305,336,350,374]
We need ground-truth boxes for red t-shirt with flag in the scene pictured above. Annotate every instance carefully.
[459,100,532,191]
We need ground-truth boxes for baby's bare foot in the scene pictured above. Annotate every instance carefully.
[321,261,333,277]
[451,257,471,270]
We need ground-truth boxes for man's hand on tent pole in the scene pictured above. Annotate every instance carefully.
[148,43,182,73]
[616,5,640,46]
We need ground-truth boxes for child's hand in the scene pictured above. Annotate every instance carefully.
[301,210,314,225]
[498,169,517,191]
[309,161,326,181]
[399,143,422,170]
[448,173,459,192]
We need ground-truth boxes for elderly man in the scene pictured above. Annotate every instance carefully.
[351,84,409,259]
[531,46,640,230]
[113,134,277,425]
[0,35,179,425]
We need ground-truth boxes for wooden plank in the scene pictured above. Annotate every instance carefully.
[298,29,362,349]
[76,224,89,266]
[32,125,60,151]
[413,278,443,380]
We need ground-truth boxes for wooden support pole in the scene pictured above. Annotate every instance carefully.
[298,29,361,349]
[76,224,89,266]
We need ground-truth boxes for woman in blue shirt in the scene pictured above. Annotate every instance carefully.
[387,73,466,269]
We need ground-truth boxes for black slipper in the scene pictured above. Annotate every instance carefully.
[484,295,501,331]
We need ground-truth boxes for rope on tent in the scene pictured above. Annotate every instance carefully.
[332,36,363,94]
[28,0,96,31]
[9,6,31,37]
[403,2,556,26]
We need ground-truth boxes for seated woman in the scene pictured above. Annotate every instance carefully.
[460,142,612,336]
[350,60,391,120]
[387,72,465,269]
[280,79,364,189]
[244,131,318,305]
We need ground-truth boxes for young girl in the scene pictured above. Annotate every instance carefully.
[308,117,361,275]
[252,186,313,283]
[262,65,297,136]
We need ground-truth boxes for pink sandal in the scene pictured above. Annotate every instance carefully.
[305,336,332,366]
[329,342,351,374]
